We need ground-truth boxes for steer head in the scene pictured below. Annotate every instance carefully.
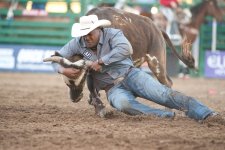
[43,52,93,69]
[43,52,92,102]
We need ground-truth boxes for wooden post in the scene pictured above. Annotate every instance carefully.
[211,18,217,52]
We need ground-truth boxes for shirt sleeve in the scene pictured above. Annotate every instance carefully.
[57,38,80,58]
[52,38,80,72]
[101,30,133,65]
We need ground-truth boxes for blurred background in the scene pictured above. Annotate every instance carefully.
[0,0,225,79]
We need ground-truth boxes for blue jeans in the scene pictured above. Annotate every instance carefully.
[107,68,213,120]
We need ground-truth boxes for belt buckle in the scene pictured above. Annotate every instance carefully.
[114,77,124,85]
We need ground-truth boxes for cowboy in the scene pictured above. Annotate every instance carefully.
[53,15,224,124]
[158,0,182,46]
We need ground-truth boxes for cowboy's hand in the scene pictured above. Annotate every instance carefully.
[59,66,82,79]
[90,60,102,72]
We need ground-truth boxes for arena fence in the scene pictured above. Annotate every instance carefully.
[0,20,72,46]
[0,0,79,46]
[199,16,225,78]
[1,0,225,76]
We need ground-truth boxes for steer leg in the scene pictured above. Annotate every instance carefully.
[133,57,145,67]
[146,54,173,88]
[87,73,113,118]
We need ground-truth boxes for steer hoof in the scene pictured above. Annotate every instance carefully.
[96,106,114,118]
[88,95,113,118]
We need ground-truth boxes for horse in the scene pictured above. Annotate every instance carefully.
[153,0,224,43]
[151,0,224,76]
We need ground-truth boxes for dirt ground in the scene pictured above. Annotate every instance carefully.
[0,72,225,150]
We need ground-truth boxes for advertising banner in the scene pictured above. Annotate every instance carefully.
[0,44,60,73]
[205,51,225,78]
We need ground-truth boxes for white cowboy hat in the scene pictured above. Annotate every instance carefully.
[71,15,111,37]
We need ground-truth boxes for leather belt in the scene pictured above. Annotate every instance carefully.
[114,76,124,85]
[103,83,115,93]
[103,76,125,92]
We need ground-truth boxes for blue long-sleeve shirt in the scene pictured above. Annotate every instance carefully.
[54,28,134,90]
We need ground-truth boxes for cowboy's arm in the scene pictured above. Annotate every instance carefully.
[100,31,133,65]
[52,38,81,77]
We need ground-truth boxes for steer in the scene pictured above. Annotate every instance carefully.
[44,7,195,116]
[44,52,108,117]
[86,7,195,88]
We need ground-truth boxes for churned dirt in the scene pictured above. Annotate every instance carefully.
[0,72,225,150]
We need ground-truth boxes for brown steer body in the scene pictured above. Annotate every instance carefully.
[87,7,195,87]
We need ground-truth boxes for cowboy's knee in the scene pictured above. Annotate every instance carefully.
[117,99,143,115]
[119,99,131,111]
[113,99,131,111]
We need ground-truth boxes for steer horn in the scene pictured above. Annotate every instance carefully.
[43,56,62,63]
[43,56,93,69]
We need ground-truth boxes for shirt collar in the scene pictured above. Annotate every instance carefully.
[79,37,86,48]
[98,29,104,45]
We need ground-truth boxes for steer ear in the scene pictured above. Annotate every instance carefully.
[54,51,63,57]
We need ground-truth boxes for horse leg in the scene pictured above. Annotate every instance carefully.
[145,54,173,88]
